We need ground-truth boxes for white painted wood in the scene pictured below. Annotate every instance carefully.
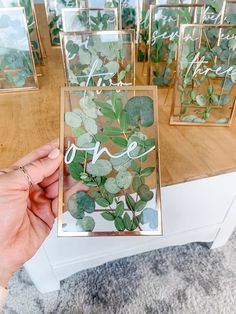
[24,247,60,293]
[210,194,236,249]
[24,171,236,293]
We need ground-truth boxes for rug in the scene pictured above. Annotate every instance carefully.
[2,231,236,314]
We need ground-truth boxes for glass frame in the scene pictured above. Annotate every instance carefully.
[0,7,38,92]
[0,0,44,65]
[60,30,135,87]
[58,85,162,237]
[61,7,119,32]
[170,23,236,126]
[148,3,204,86]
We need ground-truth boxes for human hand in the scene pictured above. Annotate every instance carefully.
[0,139,87,287]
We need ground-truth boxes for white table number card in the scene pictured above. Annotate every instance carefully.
[59,86,162,236]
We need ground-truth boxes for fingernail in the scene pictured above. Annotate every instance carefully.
[48,148,60,159]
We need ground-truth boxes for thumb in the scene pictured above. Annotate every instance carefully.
[23,148,63,186]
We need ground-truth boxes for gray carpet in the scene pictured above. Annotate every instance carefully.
[2,231,236,314]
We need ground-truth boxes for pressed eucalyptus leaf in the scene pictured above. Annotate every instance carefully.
[104,61,119,79]
[76,216,95,232]
[68,194,84,219]
[196,95,206,106]
[114,216,125,231]
[137,184,154,202]
[118,70,126,82]
[96,197,110,207]
[76,191,95,214]
[125,96,154,127]
[87,160,112,176]
[112,137,128,148]
[105,178,121,194]
[83,116,98,134]
[125,193,135,211]
[140,167,155,177]
[77,133,93,147]
[65,112,82,128]
[101,211,115,221]
[79,49,91,65]
[123,212,132,230]
[132,175,143,192]
[216,117,229,124]
[115,202,125,217]
[134,200,147,212]
[116,171,132,189]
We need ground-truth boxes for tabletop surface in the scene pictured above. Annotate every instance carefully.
[1,4,236,186]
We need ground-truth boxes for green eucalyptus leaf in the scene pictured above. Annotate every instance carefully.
[123,212,132,230]
[132,175,143,192]
[77,133,93,146]
[104,61,119,79]
[79,49,91,64]
[140,167,155,177]
[125,96,154,127]
[125,193,135,211]
[196,95,206,106]
[112,137,128,148]
[114,216,125,231]
[83,116,98,134]
[76,216,95,232]
[68,161,84,180]
[137,184,154,202]
[115,202,125,217]
[68,193,84,219]
[181,115,197,122]
[101,211,115,221]
[96,197,110,207]
[77,191,95,214]
[95,133,109,143]
[134,200,147,212]
[65,112,82,128]
[216,117,229,124]
[87,160,112,176]
[120,111,129,132]
[116,171,132,189]
[118,70,126,82]
[131,161,141,173]
[103,127,123,136]
[105,178,121,194]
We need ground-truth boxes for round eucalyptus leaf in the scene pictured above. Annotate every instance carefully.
[125,96,154,127]
[104,61,119,79]
[76,216,95,232]
[180,115,197,122]
[87,159,112,176]
[77,133,93,147]
[105,178,121,194]
[75,191,96,214]
[65,112,82,128]
[114,216,125,231]
[137,184,154,202]
[83,116,98,134]
[79,49,91,65]
[68,193,84,219]
[196,95,206,106]
[116,171,132,189]
[216,117,229,124]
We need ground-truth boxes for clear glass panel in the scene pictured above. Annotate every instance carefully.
[0,7,38,91]
[149,4,204,86]
[59,86,162,236]
[61,8,118,32]
[60,31,135,87]
[171,25,236,126]
[44,0,79,45]
[0,0,43,64]
[224,1,236,24]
